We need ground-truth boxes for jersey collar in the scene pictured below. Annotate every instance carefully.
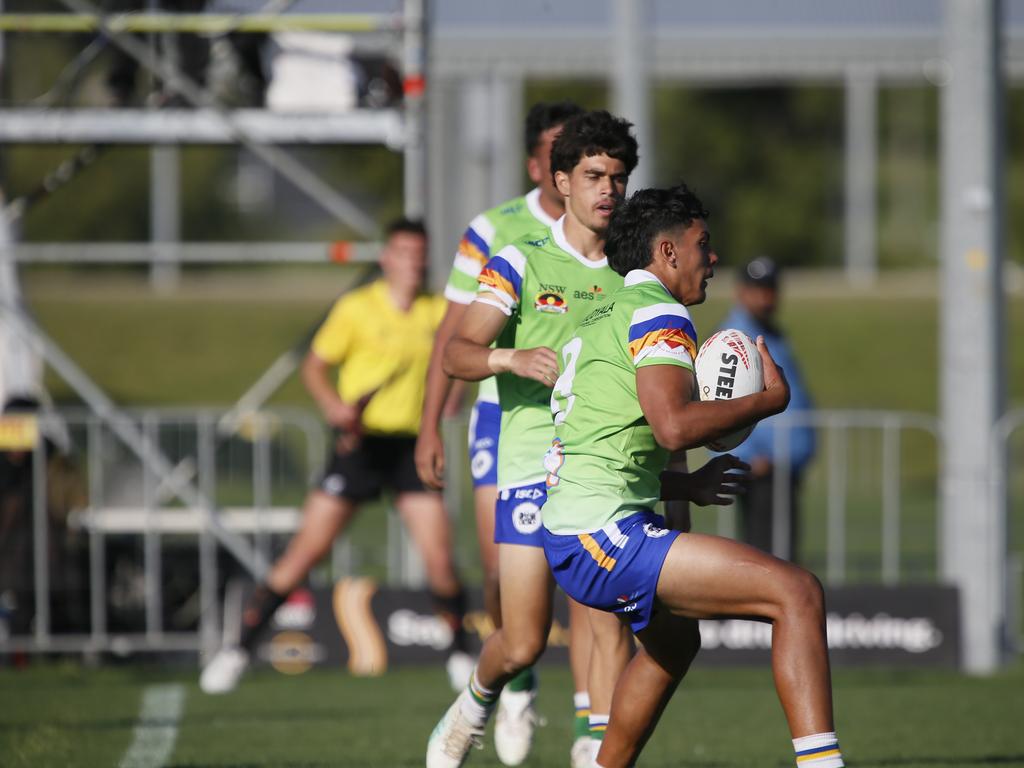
[525,187,557,227]
[552,216,608,270]
[624,269,671,295]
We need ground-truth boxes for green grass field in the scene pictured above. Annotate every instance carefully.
[2,660,1023,767]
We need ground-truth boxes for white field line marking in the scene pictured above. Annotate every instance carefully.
[119,683,186,768]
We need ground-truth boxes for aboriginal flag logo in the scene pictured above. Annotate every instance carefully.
[535,291,568,313]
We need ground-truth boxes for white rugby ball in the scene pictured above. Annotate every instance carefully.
[694,329,764,452]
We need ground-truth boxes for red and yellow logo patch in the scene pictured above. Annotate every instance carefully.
[534,291,567,313]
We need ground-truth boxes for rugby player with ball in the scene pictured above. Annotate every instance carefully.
[541,183,845,768]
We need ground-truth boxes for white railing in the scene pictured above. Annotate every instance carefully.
[2,406,1021,657]
[2,408,325,655]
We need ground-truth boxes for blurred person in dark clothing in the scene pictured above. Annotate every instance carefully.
[717,257,815,561]
[0,398,37,637]
[0,397,87,639]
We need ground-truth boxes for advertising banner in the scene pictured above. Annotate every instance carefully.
[250,581,960,675]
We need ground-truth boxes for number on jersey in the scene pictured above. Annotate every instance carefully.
[550,336,582,426]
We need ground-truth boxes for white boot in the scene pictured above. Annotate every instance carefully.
[494,688,540,766]
[426,691,486,768]
[199,646,250,695]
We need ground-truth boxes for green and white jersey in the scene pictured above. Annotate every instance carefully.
[476,217,624,489]
[446,188,557,404]
[543,270,700,534]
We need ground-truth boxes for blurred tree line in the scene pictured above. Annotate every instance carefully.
[1,27,1022,268]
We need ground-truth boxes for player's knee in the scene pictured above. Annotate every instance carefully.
[289,525,333,566]
[423,552,457,585]
[504,632,547,670]
[304,536,333,566]
[784,567,825,623]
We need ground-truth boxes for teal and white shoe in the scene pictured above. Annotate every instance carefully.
[426,692,485,768]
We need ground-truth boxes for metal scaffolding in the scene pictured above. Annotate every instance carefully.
[0,1,427,580]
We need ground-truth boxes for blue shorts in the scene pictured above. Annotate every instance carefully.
[542,510,681,634]
[467,400,500,488]
[494,480,546,547]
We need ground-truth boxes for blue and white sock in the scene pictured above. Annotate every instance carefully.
[793,731,844,767]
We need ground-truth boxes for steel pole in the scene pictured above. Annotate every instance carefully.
[939,0,1006,673]
[403,0,427,219]
[612,0,652,190]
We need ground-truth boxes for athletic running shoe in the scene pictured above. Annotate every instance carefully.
[494,688,540,766]
[199,646,249,694]
[445,651,475,692]
[426,692,485,768]
[570,735,596,768]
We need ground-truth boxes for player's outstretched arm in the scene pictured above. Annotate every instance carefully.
[637,337,790,451]
[415,301,470,489]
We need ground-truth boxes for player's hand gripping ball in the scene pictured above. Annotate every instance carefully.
[694,329,764,451]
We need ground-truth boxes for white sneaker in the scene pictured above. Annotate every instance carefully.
[426,692,485,768]
[494,688,540,766]
[199,646,250,694]
[445,651,475,692]
[570,735,596,768]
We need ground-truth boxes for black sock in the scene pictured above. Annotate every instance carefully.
[432,588,469,654]
[239,584,288,652]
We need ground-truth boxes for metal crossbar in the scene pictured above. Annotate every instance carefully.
[0,13,400,34]
[1,241,383,263]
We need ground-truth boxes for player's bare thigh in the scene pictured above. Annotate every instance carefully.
[655,532,816,620]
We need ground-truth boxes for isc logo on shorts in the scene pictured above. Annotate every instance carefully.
[514,486,545,501]
[512,501,542,535]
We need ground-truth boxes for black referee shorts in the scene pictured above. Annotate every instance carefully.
[317,433,430,502]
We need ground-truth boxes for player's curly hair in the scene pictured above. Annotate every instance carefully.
[524,101,585,154]
[605,183,709,277]
[549,110,639,181]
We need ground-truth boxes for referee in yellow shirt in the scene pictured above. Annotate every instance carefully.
[200,219,472,693]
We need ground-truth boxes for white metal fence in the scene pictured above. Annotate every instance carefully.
[1,406,1021,657]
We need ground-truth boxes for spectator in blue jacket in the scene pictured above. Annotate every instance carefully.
[718,257,815,561]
